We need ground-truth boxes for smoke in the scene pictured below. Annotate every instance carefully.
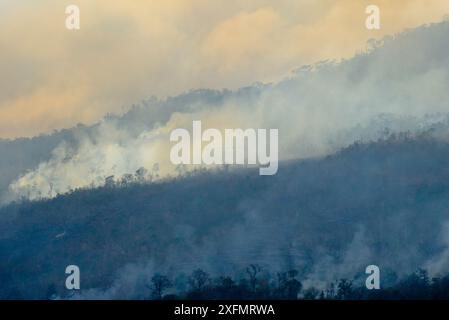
[69,261,157,300]
[6,120,170,201]
[424,222,449,277]
[5,21,449,203]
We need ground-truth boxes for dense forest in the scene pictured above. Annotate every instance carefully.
[2,134,449,299]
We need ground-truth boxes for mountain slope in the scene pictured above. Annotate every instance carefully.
[1,135,449,299]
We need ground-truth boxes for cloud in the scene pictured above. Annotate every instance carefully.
[1,0,449,138]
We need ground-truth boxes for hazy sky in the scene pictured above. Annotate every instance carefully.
[1,0,449,138]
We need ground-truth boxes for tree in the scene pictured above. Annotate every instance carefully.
[318,290,326,300]
[120,174,134,186]
[398,268,431,299]
[105,175,115,187]
[246,264,262,292]
[46,283,57,300]
[135,167,148,182]
[218,276,236,289]
[303,287,319,300]
[149,274,172,299]
[336,279,353,300]
[327,282,336,299]
[188,269,210,292]
[276,269,302,299]
[286,270,302,298]
[214,276,237,299]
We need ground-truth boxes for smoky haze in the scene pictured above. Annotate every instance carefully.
[2,21,449,204]
[1,20,449,300]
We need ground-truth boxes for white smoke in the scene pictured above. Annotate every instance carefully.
[6,120,170,201]
[424,222,449,276]
[5,21,449,203]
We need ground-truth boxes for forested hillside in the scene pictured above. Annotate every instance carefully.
[2,134,449,299]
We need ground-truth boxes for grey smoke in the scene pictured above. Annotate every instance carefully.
[3,21,449,203]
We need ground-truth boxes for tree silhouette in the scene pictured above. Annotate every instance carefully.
[285,270,302,298]
[246,264,262,293]
[149,273,172,299]
[336,279,353,300]
[303,287,319,300]
[188,269,210,292]
[276,269,302,298]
